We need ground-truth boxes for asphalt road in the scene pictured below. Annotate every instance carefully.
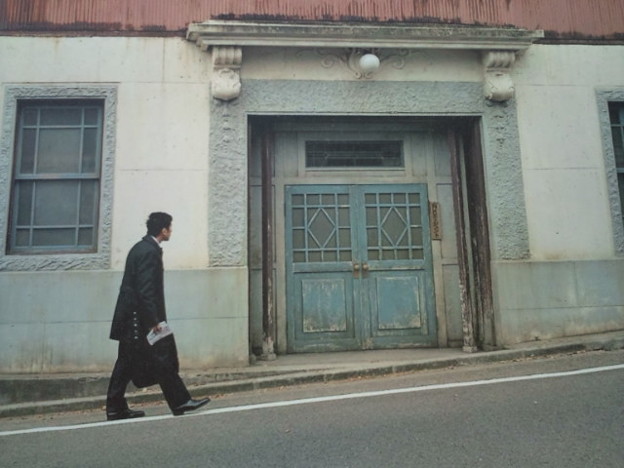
[1,350,623,467]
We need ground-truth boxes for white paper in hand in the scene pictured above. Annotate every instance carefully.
[146,321,173,346]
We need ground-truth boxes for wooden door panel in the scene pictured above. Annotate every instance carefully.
[286,185,359,352]
[286,184,436,351]
[300,275,351,334]
[373,274,423,331]
[290,272,359,351]
[361,185,437,347]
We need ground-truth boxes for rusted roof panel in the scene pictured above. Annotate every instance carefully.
[1,0,623,39]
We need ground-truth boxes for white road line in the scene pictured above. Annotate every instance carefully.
[2,363,623,437]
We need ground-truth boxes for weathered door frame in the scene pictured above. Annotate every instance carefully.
[249,116,494,356]
[448,119,495,351]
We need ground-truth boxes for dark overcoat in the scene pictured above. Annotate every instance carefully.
[110,236,167,342]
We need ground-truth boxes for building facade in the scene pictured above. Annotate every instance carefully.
[1,0,623,372]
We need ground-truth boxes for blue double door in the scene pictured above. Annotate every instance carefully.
[285,184,437,352]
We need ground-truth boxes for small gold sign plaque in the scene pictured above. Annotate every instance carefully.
[429,202,442,240]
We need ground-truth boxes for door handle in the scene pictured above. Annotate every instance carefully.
[353,262,369,278]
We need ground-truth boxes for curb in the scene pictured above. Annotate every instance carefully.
[2,334,622,419]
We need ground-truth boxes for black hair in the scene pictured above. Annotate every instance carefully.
[146,212,172,237]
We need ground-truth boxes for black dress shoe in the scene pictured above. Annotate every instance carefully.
[172,397,210,416]
[106,408,146,421]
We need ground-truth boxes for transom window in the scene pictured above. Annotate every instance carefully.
[306,140,403,168]
[609,103,624,223]
[7,101,103,254]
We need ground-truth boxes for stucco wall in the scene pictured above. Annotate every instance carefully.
[490,44,624,344]
[1,35,623,372]
[0,36,213,269]
[514,45,624,260]
[493,259,624,343]
[0,37,250,372]
[0,268,248,372]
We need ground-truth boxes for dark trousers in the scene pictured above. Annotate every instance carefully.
[106,336,191,412]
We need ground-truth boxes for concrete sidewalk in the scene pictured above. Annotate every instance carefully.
[1,331,623,419]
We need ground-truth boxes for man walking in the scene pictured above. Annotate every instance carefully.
[106,212,209,420]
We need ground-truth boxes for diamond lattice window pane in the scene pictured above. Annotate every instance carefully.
[308,209,336,248]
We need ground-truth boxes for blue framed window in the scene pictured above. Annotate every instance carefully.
[8,101,103,254]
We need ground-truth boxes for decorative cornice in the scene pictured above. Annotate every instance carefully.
[187,20,543,51]
[188,21,543,102]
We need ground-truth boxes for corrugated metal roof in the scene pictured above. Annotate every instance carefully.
[1,0,623,39]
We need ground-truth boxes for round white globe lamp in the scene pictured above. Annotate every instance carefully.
[359,53,380,74]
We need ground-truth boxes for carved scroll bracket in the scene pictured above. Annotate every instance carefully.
[483,51,517,102]
[211,46,242,101]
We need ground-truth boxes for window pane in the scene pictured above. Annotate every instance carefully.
[19,128,37,174]
[37,128,81,173]
[15,229,31,247]
[293,229,305,249]
[339,251,351,261]
[84,108,100,126]
[40,107,82,126]
[306,141,403,168]
[379,193,392,204]
[367,227,378,246]
[338,207,349,225]
[411,227,423,246]
[34,181,79,226]
[410,207,422,224]
[408,193,420,204]
[609,105,622,125]
[32,228,75,247]
[82,128,99,173]
[79,181,98,224]
[339,228,351,248]
[78,228,93,246]
[411,248,424,260]
[397,249,410,260]
[613,126,624,168]
[292,208,304,227]
[618,174,624,218]
[321,194,334,204]
[309,251,321,262]
[22,109,38,126]
[324,251,337,262]
[16,181,34,225]
[366,207,377,225]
